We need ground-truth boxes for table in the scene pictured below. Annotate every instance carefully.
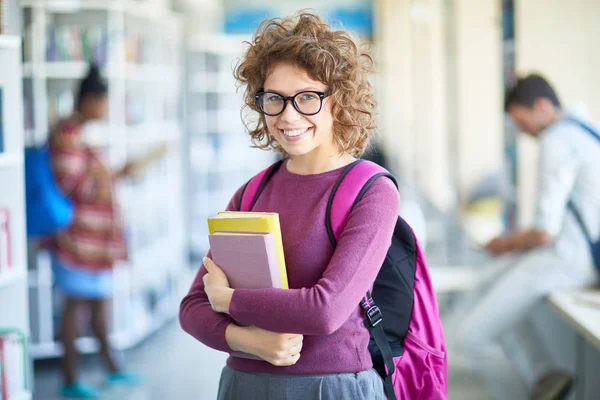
[548,290,600,400]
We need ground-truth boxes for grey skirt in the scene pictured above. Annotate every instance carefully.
[216,366,386,400]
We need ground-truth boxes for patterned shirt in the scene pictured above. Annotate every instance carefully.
[48,117,127,270]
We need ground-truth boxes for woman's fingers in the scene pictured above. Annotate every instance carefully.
[288,341,303,356]
[287,334,303,347]
[203,257,215,272]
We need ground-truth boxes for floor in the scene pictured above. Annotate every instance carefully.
[33,319,228,400]
[33,318,490,400]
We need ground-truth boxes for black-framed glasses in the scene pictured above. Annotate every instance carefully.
[254,91,330,116]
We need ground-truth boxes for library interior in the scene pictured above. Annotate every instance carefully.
[1,0,599,399]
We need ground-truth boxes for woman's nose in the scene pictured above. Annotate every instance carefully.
[279,100,302,121]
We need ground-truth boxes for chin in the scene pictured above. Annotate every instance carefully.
[282,146,314,158]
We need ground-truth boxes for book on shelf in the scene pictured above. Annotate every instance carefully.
[46,26,109,64]
[0,329,28,399]
[207,211,288,289]
[0,0,20,36]
[0,1,7,35]
[0,209,10,273]
[42,25,155,65]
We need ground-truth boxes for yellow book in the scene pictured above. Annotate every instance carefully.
[208,211,289,289]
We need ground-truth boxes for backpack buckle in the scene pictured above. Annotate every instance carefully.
[365,305,383,327]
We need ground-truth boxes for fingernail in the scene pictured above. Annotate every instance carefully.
[203,257,208,264]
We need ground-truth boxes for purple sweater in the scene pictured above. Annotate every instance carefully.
[179,162,400,374]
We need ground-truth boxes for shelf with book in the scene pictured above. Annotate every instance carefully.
[1,0,22,36]
[184,34,277,262]
[0,329,30,398]
[22,0,169,21]
[0,21,32,398]
[22,1,186,359]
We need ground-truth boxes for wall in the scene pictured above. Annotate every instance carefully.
[375,0,503,211]
[451,0,504,207]
[515,0,600,226]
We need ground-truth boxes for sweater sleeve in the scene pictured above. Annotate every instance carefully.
[228,177,400,335]
[178,185,245,352]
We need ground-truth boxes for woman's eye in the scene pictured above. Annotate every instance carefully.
[267,95,283,102]
[301,94,317,101]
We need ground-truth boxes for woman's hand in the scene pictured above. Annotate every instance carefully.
[203,257,234,314]
[226,324,304,367]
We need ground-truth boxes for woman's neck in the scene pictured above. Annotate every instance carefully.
[286,151,356,175]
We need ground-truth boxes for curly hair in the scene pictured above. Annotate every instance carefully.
[234,12,376,157]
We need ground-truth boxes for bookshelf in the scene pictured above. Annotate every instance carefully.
[22,0,186,359]
[0,31,33,399]
[184,34,277,262]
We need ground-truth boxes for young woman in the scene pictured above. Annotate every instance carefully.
[48,64,140,398]
[180,13,400,399]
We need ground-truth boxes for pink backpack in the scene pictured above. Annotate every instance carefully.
[241,159,448,400]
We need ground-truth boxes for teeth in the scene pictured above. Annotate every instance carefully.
[282,128,309,137]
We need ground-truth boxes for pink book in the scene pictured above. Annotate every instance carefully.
[208,231,280,361]
[208,231,281,289]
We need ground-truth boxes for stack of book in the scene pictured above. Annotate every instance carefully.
[0,329,28,399]
[208,211,288,360]
[208,211,288,290]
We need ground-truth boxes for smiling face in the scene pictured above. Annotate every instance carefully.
[262,63,338,160]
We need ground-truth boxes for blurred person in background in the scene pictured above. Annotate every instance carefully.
[47,64,141,398]
[456,74,600,400]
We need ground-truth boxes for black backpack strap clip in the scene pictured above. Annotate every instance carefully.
[361,295,383,328]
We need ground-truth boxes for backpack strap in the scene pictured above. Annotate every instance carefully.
[326,159,399,400]
[564,116,600,144]
[563,118,600,269]
[239,159,285,211]
[326,159,398,246]
[361,292,397,400]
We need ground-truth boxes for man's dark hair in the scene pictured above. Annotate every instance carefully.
[76,63,108,108]
[504,74,561,112]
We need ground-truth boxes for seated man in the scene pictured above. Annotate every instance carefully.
[456,74,600,400]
